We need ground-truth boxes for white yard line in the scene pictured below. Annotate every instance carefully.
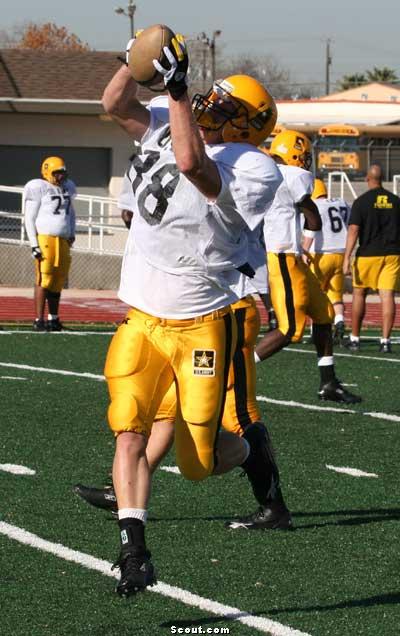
[0,464,36,475]
[283,346,400,363]
[160,466,181,474]
[326,465,378,478]
[0,375,27,380]
[256,396,400,423]
[0,330,115,336]
[0,521,310,636]
[0,362,104,381]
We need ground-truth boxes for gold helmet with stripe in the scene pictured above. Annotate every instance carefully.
[312,178,327,199]
[270,129,312,170]
[192,75,277,146]
[41,156,67,185]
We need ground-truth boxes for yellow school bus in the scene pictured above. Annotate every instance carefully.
[317,124,361,177]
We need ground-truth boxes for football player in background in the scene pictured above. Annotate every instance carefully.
[24,156,76,331]
[302,178,350,344]
[256,130,361,404]
[99,33,282,598]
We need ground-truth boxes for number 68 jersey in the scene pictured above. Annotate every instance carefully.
[23,178,77,247]
[311,197,350,253]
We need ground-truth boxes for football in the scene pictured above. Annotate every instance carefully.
[128,24,176,87]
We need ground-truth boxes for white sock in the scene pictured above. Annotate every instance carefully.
[318,356,334,367]
[254,351,261,363]
[350,334,359,342]
[48,314,58,321]
[118,508,148,524]
[334,314,344,324]
[380,338,390,344]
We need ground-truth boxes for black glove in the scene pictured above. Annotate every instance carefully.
[152,35,189,100]
[31,246,42,259]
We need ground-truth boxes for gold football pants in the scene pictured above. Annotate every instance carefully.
[156,295,262,437]
[35,234,71,293]
[309,253,345,305]
[267,252,335,341]
[104,305,236,481]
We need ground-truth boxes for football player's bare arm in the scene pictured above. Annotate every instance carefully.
[343,224,359,275]
[102,65,150,141]
[300,195,322,231]
[168,94,222,200]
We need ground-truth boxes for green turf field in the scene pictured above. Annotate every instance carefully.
[1,328,399,636]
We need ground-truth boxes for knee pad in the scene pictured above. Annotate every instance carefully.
[178,460,212,482]
[108,393,147,435]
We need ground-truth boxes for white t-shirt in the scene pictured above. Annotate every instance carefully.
[310,197,350,253]
[23,178,76,247]
[118,99,281,317]
[263,164,314,254]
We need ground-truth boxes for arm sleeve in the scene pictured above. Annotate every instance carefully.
[117,173,135,212]
[23,183,42,247]
[68,180,77,237]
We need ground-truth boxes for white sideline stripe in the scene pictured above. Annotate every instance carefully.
[326,465,378,478]
[0,362,104,381]
[0,463,36,475]
[0,522,310,636]
[160,466,181,474]
[2,361,399,423]
[0,375,27,380]
[284,347,400,363]
[0,330,115,336]
[256,396,400,423]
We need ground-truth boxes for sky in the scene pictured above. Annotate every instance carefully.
[2,0,400,91]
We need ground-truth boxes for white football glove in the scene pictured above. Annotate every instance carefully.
[152,35,189,100]
[31,246,42,260]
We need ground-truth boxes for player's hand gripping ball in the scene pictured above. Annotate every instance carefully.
[127,24,176,87]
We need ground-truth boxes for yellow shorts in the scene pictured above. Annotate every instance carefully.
[268,252,334,341]
[309,253,345,305]
[353,255,400,291]
[104,305,236,481]
[156,295,262,437]
[35,234,71,293]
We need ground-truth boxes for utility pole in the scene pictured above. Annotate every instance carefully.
[325,38,332,95]
[115,0,136,39]
[210,30,222,82]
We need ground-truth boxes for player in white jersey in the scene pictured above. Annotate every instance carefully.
[24,156,76,331]
[100,34,281,597]
[256,130,361,404]
[75,205,292,531]
[304,178,350,343]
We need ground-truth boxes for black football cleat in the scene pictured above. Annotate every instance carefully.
[73,483,117,512]
[318,379,361,404]
[225,501,293,531]
[333,321,345,345]
[112,548,156,598]
[379,342,392,353]
[47,318,63,331]
[345,339,360,352]
[33,319,47,331]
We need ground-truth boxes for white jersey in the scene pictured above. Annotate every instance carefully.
[263,164,314,254]
[310,197,350,253]
[24,178,76,248]
[119,99,281,318]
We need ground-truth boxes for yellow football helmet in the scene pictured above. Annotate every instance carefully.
[192,75,277,146]
[312,178,327,199]
[270,130,312,170]
[41,156,67,185]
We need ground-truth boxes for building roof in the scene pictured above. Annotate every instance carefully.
[276,98,400,128]
[0,48,158,113]
[320,82,400,103]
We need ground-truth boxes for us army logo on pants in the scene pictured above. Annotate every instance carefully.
[193,350,216,376]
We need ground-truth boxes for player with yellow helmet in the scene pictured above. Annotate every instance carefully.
[255,129,361,404]
[24,155,76,331]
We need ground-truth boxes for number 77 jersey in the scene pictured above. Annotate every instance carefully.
[311,197,350,253]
